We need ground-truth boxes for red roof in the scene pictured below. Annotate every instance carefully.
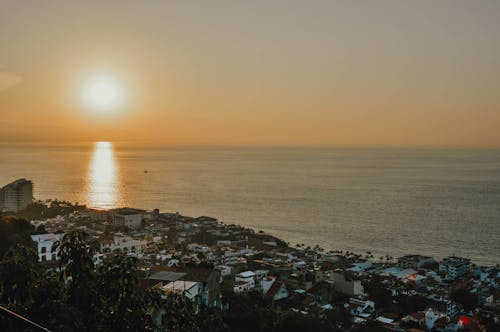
[266,280,285,298]
[410,312,425,321]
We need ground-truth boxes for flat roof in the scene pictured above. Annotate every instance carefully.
[161,281,198,293]
[148,271,186,282]
[237,271,256,278]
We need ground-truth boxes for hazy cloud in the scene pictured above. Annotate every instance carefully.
[0,67,23,92]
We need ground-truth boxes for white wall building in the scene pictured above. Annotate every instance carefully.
[332,271,364,296]
[101,235,147,254]
[348,298,375,318]
[235,271,256,287]
[110,208,144,229]
[160,281,200,301]
[233,280,254,293]
[31,233,64,262]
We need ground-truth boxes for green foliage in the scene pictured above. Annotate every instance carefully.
[0,230,210,332]
[363,277,393,309]
[0,244,39,311]
[395,294,427,315]
[351,320,385,332]
[275,311,334,332]
[450,287,478,312]
[222,291,277,332]
[53,231,101,330]
[96,253,146,331]
[0,216,35,257]
[146,289,201,332]
[0,229,369,332]
[19,200,86,221]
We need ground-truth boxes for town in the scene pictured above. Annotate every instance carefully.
[1,179,499,331]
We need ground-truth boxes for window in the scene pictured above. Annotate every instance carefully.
[41,246,47,253]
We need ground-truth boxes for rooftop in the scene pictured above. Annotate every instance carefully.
[148,271,187,282]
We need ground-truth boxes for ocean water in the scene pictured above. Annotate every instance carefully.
[1,143,499,265]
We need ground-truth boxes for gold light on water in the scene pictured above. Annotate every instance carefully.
[87,141,120,209]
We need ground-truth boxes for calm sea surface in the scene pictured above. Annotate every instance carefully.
[1,143,499,265]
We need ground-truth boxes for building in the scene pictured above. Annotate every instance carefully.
[31,233,64,262]
[158,281,200,301]
[233,271,256,293]
[430,299,458,317]
[439,256,471,280]
[332,271,364,296]
[264,280,289,301]
[110,208,144,229]
[0,178,33,212]
[100,235,148,254]
[398,255,435,269]
[348,298,375,318]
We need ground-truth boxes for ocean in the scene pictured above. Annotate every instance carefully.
[1,142,499,265]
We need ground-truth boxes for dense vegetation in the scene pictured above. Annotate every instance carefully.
[0,222,224,331]
[18,200,86,221]
[0,216,374,331]
[2,215,498,331]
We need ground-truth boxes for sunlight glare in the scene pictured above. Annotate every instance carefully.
[87,141,120,209]
[81,75,125,113]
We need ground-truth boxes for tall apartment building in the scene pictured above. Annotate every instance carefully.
[0,178,33,212]
[439,256,471,280]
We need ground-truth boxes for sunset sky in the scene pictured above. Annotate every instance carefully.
[1,1,499,146]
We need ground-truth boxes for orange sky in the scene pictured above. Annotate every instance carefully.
[1,1,499,146]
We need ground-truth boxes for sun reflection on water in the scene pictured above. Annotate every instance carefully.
[87,141,120,209]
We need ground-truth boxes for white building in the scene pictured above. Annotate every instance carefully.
[233,271,256,293]
[159,281,200,301]
[101,235,147,254]
[233,280,254,293]
[215,265,232,278]
[398,255,435,269]
[439,256,470,280]
[332,271,364,296]
[348,298,375,318]
[31,233,64,262]
[110,208,144,230]
[0,178,33,212]
[264,280,289,301]
[235,271,256,287]
[262,276,276,294]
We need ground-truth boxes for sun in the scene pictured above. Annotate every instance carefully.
[81,75,125,113]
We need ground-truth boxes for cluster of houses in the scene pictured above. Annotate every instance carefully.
[29,207,499,331]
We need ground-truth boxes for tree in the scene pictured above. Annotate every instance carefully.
[96,252,146,331]
[0,244,39,312]
[222,291,277,332]
[450,287,478,312]
[33,224,48,234]
[275,311,332,332]
[352,320,385,332]
[363,277,393,309]
[145,290,201,332]
[31,270,82,331]
[0,216,35,257]
[53,230,101,330]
